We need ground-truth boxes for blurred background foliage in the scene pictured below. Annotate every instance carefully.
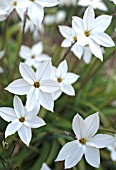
[0,0,116,169]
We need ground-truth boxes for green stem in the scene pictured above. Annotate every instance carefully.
[60,41,76,63]
[1,16,9,50]
[11,9,27,79]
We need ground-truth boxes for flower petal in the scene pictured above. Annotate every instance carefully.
[72,113,86,139]
[25,115,46,128]
[89,38,103,61]
[26,87,39,111]
[65,142,83,169]
[71,43,84,60]
[55,140,83,169]
[84,145,100,168]
[83,6,95,31]
[0,108,16,122]
[111,150,116,161]
[52,90,62,100]
[40,80,60,93]
[13,96,25,118]
[39,91,54,112]
[40,163,51,170]
[61,39,72,47]
[28,3,44,25]
[5,79,31,95]
[19,63,37,84]
[26,103,40,116]
[84,112,99,138]
[56,60,68,78]
[36,60,52,81]
[36,0,59,7]
[83,46,92,64]
[87,134,115,148]
[90,33,115,47]
[92,15,112,32]
[19,45,31,59]
[59,25,73,41]
[32,42,43,56]
[18,124,32,146]
[72,17,84,34]
[5,120,22,138]
[63,72,79,84]
[96,2,108,11]
[61,84,75,96]
[16,8,26,21]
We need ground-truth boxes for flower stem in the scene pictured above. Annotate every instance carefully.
[64,131,77,139]
[11,9,27,79]
[1,16,9,51]
[60,41,76,62]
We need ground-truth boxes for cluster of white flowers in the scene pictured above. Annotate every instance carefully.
[59,6,115,63]
[0,0,116,169]
[19,42,50,68]
[0,0,59,25]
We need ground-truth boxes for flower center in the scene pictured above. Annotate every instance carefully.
[34,82,40,88]
[79,138,86,145]
[73,36,77,42]
[57,77,62,83]
[13,1,17,6]
[30,0,35,2]
[31,55,35,59]
[19,117,25,123]
[84,31,90,37]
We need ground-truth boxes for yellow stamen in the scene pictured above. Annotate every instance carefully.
[79,138,86,145]
[73,36,77,42]
[84,31,90,37]
[19,117,25,123]
[31,55,35,59]
[57,77,62,83]
[13,1,17,6]
[34,82,40,88]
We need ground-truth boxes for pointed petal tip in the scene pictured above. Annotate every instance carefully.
[26,143,30,147]
[4,87,8,91]
[5,134,7,138]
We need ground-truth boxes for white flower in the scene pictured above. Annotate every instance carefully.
[51,60,79,100]
[0,96,45,146]
[56,112,114,169]
[18,0,59,25]
[59,25,92,62]
[59,0,77,6]
[59,25,85,59]
[24,19,44,41]
[110,0,116,4]
[72,6,115,61]
[40,163,51,170]
[19,42,50,68]
[78,0,108,11]
[5,60,60,112]
[44,10,66,25]
[73,45,92,64]
[0,9,8,21]
[107,134,116,161]
[0,0,26,20]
